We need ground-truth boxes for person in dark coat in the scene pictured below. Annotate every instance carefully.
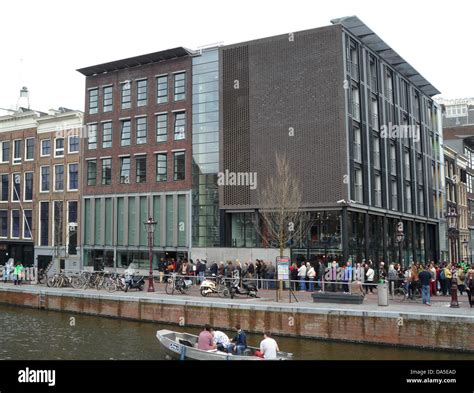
[210,261,218,276]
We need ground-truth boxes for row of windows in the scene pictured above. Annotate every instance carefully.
[38,200,78,248]
[0,173,33,202]
[0,209,32,239]
[40,164,79,192]
[86,152,185,186]
[0,137,79,165]
[87,111,186,149]
[88,72,186,114]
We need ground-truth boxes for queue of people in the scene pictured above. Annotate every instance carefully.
[1,259,25,285]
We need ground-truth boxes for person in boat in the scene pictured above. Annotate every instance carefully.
[227,324,247,355]
[197,325,217,351]
[213,330,230,352]
[259,331,280,360]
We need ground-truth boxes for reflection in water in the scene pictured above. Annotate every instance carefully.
[0,304,472,360]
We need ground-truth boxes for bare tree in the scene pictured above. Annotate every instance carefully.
[256,154,312,257]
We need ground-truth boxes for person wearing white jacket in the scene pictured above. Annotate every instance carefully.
[297,263,307,291]
[365,264,375,294]
[306,263,316,292]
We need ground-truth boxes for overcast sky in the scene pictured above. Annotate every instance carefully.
[0,0,472,112]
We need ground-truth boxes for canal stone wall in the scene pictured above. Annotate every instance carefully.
[0,286,473,352]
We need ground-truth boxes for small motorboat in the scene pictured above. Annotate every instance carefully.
[156,329,293,360]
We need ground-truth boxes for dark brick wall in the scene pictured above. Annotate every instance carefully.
[82,55,193,196]
[220,25,348,209]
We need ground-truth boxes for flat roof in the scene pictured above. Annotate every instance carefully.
[331,16,441,97]
[77,47,195,76]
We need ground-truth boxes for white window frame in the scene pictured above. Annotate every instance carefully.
[40,139,51,157]
[12,139,22,165]
[53,164,65,192]
[23,172,33,202]
[11,173,20,202]
[68,135,80,154]
[40,165,50,193]
[0,141,9,163]
[10,209,20,239]
[67,163,79,191]
[23,209,32,239]
[54,137,65,158]
[24,138,35,161]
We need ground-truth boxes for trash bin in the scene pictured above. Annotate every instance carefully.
[377,282,389,306]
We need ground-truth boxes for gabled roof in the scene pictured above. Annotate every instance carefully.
[331,16,440,97]
[77,47,195,76]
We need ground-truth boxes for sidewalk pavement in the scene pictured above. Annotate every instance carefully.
[1,282,473,320]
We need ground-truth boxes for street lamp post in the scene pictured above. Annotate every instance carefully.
[446,208,459,308]
[396,221,405,268]
[144,217,157,292]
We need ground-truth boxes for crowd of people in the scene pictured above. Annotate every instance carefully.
[1,259,25,285]
[197,324,280,359]
[156,257,276,289]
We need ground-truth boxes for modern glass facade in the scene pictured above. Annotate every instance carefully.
[191,49,220,247]
[82,192,190,269]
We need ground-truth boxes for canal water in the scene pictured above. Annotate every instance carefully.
[0,304,472,360]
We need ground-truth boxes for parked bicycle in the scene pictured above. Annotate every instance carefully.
[165,273,192,295]
[394,284,422,301]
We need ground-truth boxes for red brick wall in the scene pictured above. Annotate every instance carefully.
[82,55,193,196]
[1,289,472,352]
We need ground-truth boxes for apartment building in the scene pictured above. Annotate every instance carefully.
[35,109,83,271]
[0,109,37,266]
[77,48,194,270]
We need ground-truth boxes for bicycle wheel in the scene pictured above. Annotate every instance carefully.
[394,288,406,301]
[104,280,117,292]
[218,287,230,298]
[165,279,175,295]
[71,276,84,289]
[46,276,55,288]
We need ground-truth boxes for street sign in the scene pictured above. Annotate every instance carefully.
[276,256,290,280]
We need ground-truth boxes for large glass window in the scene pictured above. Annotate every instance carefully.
[12,173,20,201]
[374,173,382,207]
[173,152,185,181]
[354,167,363,203]
[121,82,131,109]
[87,124,97,150]
[23,209,32,239]
[102,122,112,148]
[0,141,9,163]
[41,139,51,156]
[68,163,79,190]
[103,86,113,112]
[117,197,125,245]
[68,201,78,255]
[88,88,98,114]
[120,157,131,184]
[166,195,174,246]
[156,113,167,142]
[54,138,64,157]
[24,172,33,201]
[40,202,49,246]
[391,179,398,210]
[1,174,8,201]
[136,117,147,144]
[25,138,34,160]
[87,160,97,186]
[54,165,64,191]
[41,166,50,192]
[353,126,361,162]
[136,156,146,183]
[174,73,186,101]
[137,79,147,106]
[178,194,187,247]
[11,210,20,238]
[128,197,136,245]
[373,136,380,169]
[101,158,112,185]
[69,136,79,153]
[120,120,131,146]
[156,154,167,182]
[0,210,7,237]
[157,75,168,104]
[13,140,21,164]
[174,112,186,140]
[231,213,256,247]
[53,201,64,246]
